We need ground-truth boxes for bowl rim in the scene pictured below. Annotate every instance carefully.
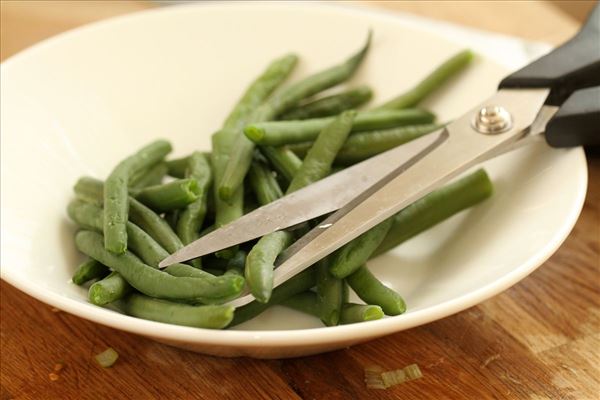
[0,1,589,347]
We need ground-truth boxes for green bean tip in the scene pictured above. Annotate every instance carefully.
[244,125,265,143]
[105,241,127,255]
[364,306,384,321]
[218,185,234,202]
[88,283,108,306]
[462,49,475,61]
[231,275,246,292]
[216,306,236,328]
[185,179,201,198]
[254,290,271,304]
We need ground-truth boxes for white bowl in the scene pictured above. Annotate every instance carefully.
[0,3,587,358]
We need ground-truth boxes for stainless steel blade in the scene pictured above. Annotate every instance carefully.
[159,131,443,267]
[486,105,558,158]
[227,88,549,307]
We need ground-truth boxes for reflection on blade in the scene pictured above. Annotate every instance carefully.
[159,132,444,267]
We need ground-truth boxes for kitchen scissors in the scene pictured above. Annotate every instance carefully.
[160,5,600,307]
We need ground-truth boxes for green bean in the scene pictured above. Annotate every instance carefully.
[245,231,293,303]
[316,259,344,326]
[279,85,373,120]
[287,123,445,165]
[120,293,234,329]
[166,156,190,179]
[213,54,299,229]
[340,303,384,324]
[75,176,199,237]
[67,199,103,230]
[125,223,172,268]
[176,152,213,249]
[249,161,284,206]
[215,139,256,203]
[67,200,184,268]
[129,198,184,255]
[281,292,384,324]
[280,291,320,317]
[67,199,170,268]
[211,133,239,218]
[346,266,406,316]
[281,290,384,324]
[329,218,393,279]
[132,179,200,212]
[219,33,371,201]
[260,32,370,120]
[163,263,244,304]
[129,162,168,190]
[374,169,493,256]
[76,231,245,302]
[259,146,302,182]
[72,258,109,285]
[211,130,243,260]
[245,109,435,146]
[287,110,356,192]
[230,267,317,326]
[89,271,132,306]
[129,166,149,188]
[373,50,474,111]
[104,140,172,254]
[223,54,299,131]
[74,177,104,206]
[163,263,218,279]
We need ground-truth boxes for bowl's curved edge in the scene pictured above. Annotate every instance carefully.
[0,1,589,358]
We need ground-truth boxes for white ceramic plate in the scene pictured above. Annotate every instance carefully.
[0,3,587,358]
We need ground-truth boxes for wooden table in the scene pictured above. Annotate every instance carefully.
[1,1,598,399]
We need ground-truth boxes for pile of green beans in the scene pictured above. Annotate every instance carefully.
[66,39,490,330]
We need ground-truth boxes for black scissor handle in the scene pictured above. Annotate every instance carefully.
[546,86,600,147]
[499,4,599,105]
[500,4,600,148]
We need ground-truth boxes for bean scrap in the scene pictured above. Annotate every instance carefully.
[95,348,119,368]
[365,363,423,389]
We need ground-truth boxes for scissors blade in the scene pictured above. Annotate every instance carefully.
[487,105,558,157]
[159,131,442,267]
[227,88,549,307]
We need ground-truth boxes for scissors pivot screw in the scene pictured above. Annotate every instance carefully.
[472,105,512,134]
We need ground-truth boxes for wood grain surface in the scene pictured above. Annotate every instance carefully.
[1,1,599,399]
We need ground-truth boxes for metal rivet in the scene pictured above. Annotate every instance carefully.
[472,105,512,134]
